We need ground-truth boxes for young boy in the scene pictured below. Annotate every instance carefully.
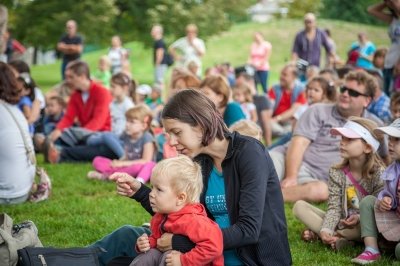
[130,156,224,266]
[93,55,112,88]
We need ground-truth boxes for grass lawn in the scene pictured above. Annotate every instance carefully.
[2,19,398,265]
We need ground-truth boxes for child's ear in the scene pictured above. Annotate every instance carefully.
[176,192,187,206]
[144,115,151,125]
[364,143,373,154]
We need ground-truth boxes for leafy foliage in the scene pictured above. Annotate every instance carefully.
[284,0,323,18]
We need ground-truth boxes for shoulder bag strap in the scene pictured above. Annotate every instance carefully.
[343,166,368,197]
[1,100,36,166]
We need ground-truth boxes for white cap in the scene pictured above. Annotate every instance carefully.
[330,120,380,152]
[136,84,152,95]
[374,118,400,138]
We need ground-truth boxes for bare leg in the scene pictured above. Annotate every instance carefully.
[282,181,328,203]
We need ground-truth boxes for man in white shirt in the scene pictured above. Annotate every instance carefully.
[169,24,206,76]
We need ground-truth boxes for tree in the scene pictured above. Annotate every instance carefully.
[320,0,380,25]
[284,0,323,18]
[11,0,117,50]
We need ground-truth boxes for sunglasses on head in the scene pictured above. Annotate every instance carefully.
[339,86,368,98]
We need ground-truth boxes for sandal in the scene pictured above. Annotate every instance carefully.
[301,229,320,242]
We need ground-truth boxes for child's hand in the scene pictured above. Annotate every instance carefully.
[136,233,150,253]
[379,196,392,211]
[320,231,336,246]
[165,250,182,266]
[109,172,142,197]
[340,214,359,228]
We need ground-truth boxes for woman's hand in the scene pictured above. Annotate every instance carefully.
[157,233,173,252]
[339,214,359,228]
[109,172,141,197]
[136,233,150,253]
[165,250,182,266]
[379,196,392,211]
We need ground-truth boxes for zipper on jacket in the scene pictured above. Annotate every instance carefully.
[38,254,47,266]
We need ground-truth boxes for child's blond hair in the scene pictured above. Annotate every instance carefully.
[125,104,153,130]
[333,116,385,179]
[99,55,111,69]
[152,156,203,203]
[229,120,262,140]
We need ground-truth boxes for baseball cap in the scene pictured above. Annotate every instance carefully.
[374,118,400,138]
[136,84,152,95]
[331,120,380,152]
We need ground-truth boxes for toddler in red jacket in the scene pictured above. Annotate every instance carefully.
[130,155,224,266]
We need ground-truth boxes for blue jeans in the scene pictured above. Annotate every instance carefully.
[0,193,30,204]
[86,132,124,159]
[88,225,150,266]
[255,70,269,94]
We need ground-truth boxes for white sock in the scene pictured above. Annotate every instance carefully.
[365,246,380,255]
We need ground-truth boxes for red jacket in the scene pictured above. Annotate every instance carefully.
[56,81,112,131]
[148,203,224,266]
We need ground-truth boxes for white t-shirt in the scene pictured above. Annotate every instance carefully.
[110,97,134,136]
[0,102,35,198]
[170,37,206,74]
[108,47,128,74]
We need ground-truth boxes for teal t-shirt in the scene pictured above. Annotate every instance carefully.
[205,167,243,266]
[223,102,246,127]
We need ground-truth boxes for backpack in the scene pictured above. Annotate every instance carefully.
[0,213,42,266]
[347,46,360,66]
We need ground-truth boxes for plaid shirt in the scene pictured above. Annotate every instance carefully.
[367,94,392,125]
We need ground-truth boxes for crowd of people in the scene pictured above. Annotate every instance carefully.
[2,1,400,265]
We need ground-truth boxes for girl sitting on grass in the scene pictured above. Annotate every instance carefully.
[293,117,384,251]
[352,118,400,264]
[87,104,156,183]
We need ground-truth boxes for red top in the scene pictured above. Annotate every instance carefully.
[56,81,112,131]
[146,203,224,266]
[268,88,307,116]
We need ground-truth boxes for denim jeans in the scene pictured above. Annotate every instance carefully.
[87,132,124,159]
[0,193,29,204]
[255,70,269,94]
[88,225,150,266]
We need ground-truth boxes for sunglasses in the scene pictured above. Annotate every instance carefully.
[340,86,368,98]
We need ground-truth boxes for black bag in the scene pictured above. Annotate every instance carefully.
[165,52,174,67]
[17,246,103,266]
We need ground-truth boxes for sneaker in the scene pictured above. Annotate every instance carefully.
[351,250,380,265]
[43,139,60,164]
[87,171,107,180]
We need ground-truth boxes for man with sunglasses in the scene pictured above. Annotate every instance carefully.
[270,70,389,203]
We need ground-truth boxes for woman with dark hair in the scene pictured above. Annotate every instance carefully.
[0,62,35,204]
[90,89,292,266]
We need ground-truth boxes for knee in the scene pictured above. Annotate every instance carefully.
[360,195,376,209]
[292,200,308,218]
[308,182,329,202]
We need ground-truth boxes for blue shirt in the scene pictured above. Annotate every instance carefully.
[205,167,243,266]
[223,102,245,127]
[17,96,34,135]
[351,41,376,69]
[367,93,392,125]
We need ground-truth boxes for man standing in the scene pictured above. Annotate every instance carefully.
[151,25,168,87]
[57,20,83,80]
[46,60,111,163]
[169,24,205,76]
[270,71,388,203]
[292,13,333,68]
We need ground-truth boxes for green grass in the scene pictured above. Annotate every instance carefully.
[2,19,398,265]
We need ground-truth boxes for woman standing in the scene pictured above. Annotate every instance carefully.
[91,89,291,266]
[248,32,272,94]
[0,62,35,204]
[368,0,400,95]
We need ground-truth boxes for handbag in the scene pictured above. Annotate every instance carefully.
[17,246,103,266]
[0,213,42,266]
